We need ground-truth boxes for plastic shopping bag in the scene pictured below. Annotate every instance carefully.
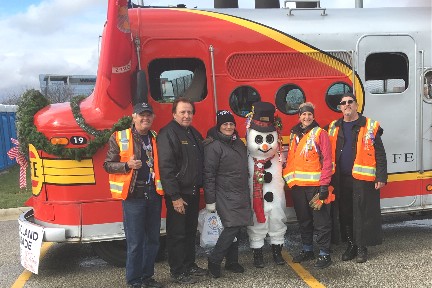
[199,209,223,248]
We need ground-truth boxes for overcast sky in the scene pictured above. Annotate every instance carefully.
[0,0,430,100]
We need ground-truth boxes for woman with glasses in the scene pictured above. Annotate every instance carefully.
[326,92,387,263]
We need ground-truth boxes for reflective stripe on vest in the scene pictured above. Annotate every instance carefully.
[352,118,378,181]
[150,134,164,196]
[328,120,338,174]
[328,120,337,137]
[283,127,322,187]
[119,129,130,152]
[284,171,321,184]
[109,181,124,194]
[352,164,376,177]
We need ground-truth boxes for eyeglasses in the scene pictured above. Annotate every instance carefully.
[339,99,355,106]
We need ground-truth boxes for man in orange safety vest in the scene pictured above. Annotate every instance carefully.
[104,102,164,288]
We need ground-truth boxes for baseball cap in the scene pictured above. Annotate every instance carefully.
[133,102,154,114]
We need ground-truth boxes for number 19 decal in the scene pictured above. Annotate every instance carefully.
[70,136,88,145]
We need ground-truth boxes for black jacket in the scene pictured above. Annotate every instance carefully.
[156,120,204,200]
[203,127,253,228]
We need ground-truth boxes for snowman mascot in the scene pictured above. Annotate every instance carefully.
[246,102,287,268]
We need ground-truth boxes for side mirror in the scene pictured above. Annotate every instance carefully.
[134,70,148,105]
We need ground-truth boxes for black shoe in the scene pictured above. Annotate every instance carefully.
[342,242,358,261]
[314,255,332,269]
[142,278,163,288]
[127,283,142,288]
[207,258,221,278]
[356,247,368,263]
[271,244,286,265]
[188,263,207,276]
[171,273,198,284]
[253,248,265,268]
[292,250,315,263]
[225,262,245,273]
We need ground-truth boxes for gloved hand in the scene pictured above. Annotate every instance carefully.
[206,203,216,213]
[319,185,329,200]
[309,193,323,210]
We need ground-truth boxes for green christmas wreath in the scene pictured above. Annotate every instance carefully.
[17,89,132,161]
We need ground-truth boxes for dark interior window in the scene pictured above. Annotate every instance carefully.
[364,53,408,94]
[424,70,432,99]
[229,86,261,117]
[275,84,305,115]
[326,82,352,112]
[148,58,207,103]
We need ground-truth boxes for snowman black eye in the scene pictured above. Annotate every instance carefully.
[255,135,263,144]
[266,134,274,144]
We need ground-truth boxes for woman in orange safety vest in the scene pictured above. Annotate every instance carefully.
[283,102,333,269]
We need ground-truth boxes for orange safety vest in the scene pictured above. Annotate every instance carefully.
[109,129,164,200]
[283,126,323,188]
[327,118,379,181]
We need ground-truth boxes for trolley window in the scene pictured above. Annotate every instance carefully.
[275,84,305,115]
[148,58,207,103]
[326,82,352,112]
[364,52,408,94]
[229,86,261,117]
[423,70,432,100]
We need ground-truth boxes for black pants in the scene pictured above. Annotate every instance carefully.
[209,226,242,264]
[291,186,332,253]
[339,175,354,229]
[165,193,200,276]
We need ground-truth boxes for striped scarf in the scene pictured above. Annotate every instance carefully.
[252,155,274,223]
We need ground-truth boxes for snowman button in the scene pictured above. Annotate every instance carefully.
[264,192,274,202]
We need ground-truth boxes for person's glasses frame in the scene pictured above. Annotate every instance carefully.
[339,99,355,106]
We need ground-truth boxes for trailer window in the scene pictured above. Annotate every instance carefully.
[364,52,408,94]
[148,58,207,103]
[229,86,261,117]
[275,84,305,115]
[326,82,352,112]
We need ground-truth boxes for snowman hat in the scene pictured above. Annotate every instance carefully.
[248,101,276,133]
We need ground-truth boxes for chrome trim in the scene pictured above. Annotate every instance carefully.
[209,45,218,113]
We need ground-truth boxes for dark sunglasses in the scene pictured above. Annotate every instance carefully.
[339,99,355,106]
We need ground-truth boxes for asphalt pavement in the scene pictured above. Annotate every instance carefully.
[2,209,431,288]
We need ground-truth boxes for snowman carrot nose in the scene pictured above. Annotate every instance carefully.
[262,143,269,150]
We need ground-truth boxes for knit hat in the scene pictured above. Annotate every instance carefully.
[298,105,314,116]
[216,110,236,130]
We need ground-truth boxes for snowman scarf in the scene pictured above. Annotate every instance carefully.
[252,155,275,223]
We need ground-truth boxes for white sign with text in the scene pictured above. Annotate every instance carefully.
[18,220,44,274]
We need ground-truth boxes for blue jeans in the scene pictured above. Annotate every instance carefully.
[123,188,162,285]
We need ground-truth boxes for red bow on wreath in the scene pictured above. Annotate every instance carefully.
[7,138,28,189]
